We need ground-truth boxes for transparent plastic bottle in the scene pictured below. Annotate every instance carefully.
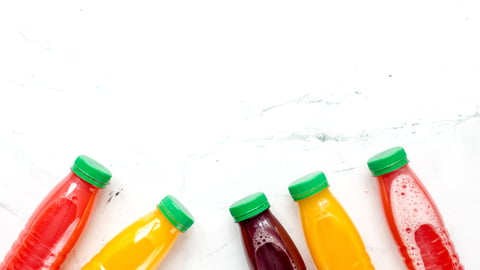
[288,171,374,269]
[1,155,112,270]
[367,146,463,270]
[229,192,306,270]
[82,195,194,270]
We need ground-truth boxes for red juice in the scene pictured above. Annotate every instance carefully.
[368,147,462,270]
[1,155,112,270]
[229,192,306,270]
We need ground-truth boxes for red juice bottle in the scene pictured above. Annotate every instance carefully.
[1,155,112,270]
[229,192,306,270]
[367,147,463,270]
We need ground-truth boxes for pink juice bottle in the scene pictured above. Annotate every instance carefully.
[1,155,112,270]
[367,147,462,270]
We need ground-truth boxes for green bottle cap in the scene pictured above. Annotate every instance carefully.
[71,155,112,188]
[229,192,270,222]
[157,195,195,232]
[367,146,409,176]
[288,171,329,201]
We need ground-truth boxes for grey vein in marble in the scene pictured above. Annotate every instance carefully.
[17,29,55,52]
[260,91,360,115]
[0,200,24,221]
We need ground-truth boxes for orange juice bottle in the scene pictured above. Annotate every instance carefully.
[288,171,374,269]
[82,195,194,270]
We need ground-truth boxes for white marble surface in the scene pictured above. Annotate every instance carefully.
[1,1,480,269]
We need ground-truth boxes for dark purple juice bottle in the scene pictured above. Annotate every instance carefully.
[229,192,306,270]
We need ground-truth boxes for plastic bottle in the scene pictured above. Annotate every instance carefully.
[1,155,112,270]
[367,146,463,270]
[82,195,194,270]
[288,171,374,269]
[229,192,306,270]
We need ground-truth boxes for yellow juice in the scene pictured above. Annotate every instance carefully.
[289,171,374,270]
[83,195,194,270]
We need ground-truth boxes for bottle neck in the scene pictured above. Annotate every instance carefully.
[377,163,413,181]
[65,171,98,189]
[295,187,331,205]
[69,171,103,189]
[238,209,275,227]
[156,208,183,234]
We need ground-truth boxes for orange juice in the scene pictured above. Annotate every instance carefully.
[288,171,374,269]
[82,195,194,270]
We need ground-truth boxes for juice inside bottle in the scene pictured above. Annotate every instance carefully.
[368,147,463,270]
[288,171,374,270]
[82,195,194,270]
[229,192,306,270]
[1,155,112,270]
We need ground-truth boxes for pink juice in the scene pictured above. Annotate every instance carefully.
[1,155,111,270]
[368,147,462,270]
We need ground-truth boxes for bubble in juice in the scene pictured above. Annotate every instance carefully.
[390,175,461,270]
[253,229,298,270]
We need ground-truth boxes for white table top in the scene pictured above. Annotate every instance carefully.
[1,1,479,269]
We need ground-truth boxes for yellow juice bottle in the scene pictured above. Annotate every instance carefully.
[288,171,374,270]
[82,195,194,270]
